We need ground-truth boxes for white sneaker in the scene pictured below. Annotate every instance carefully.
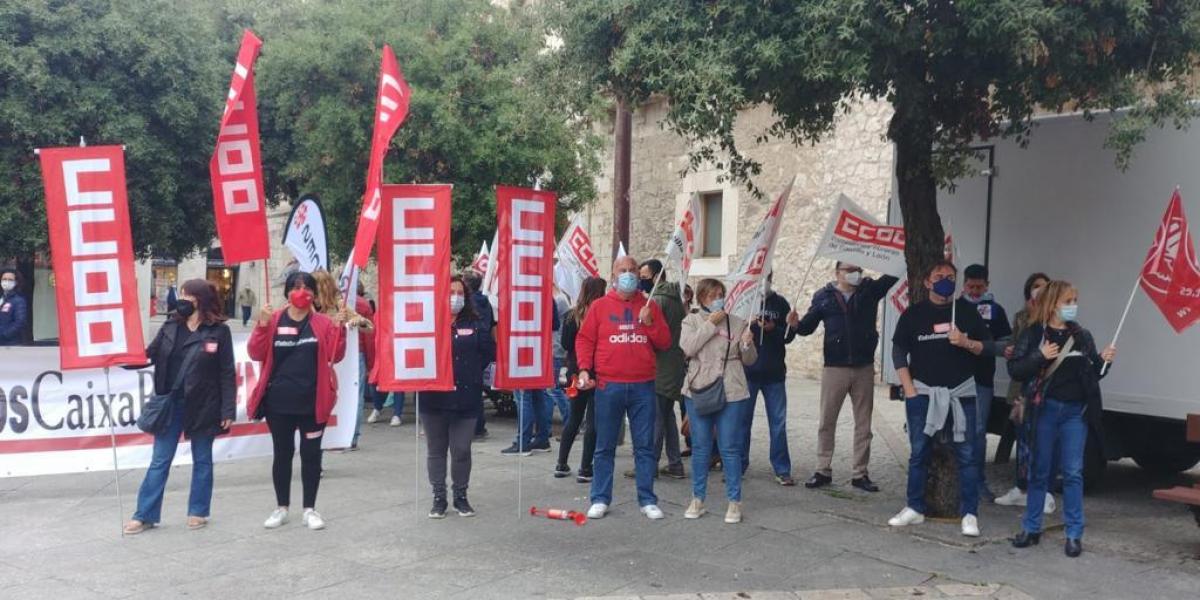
[302,509,325,530]
[586,503,608,519]
[390,415,402,427]
[640,504,665,520]
[684,498,706,519]
[994,486,1027,506]
[888,507,925,527]
[961,514,980,537]
[367,409,381,424]
[724,501,742,524]
[263,508,288,529]
[1044,493,1057,514]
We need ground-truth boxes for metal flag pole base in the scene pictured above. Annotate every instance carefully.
[517,391,523,519]
[104,367,126,537]
[414,392,420,518]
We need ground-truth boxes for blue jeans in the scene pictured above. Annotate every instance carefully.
[513,389,553,447]
[904,395,979,516]
[743,380,791,476]
[591,381,658,507]
[133,398,215,523]
[686,397,749,502]
[1023,398,1087,538]
[975,385,994,492]
[548,358,570,423]
[373,389,405,414]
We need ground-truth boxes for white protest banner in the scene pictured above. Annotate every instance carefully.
[725,177,794,321]
[664,192,701,293]
[282,194,329,273]
[0,333,359,478]
[470,240,490,275]
[816,194,907,278]
[554,215,600,303]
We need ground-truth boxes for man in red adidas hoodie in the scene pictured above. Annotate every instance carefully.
[576,256,671,520]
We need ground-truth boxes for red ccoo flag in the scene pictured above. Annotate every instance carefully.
[210,30,269,264]
[349,44,412,268]
[1140,189,1200,333]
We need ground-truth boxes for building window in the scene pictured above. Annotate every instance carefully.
[700,191,723,258]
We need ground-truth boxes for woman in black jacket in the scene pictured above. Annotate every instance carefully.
[422,275,496,518]
[1007,280,1115,557]
[124,279,236,534]
[554,277,606,482]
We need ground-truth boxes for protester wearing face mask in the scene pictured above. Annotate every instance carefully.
[788,262,898,492]
[889,261,992,537]
[995,273,1056,512]
[575,256,671,520]
[739,272,799,485]
[0,268,29,346]
[629,259,687,481]
[248,271,348,531]
[123,279,236,534]
[421,276,496,518]
[1008,281,1115,558]
[958,264,1012,502]
[679,279,758,523]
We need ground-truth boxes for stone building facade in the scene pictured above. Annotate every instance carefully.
[581,98,896,378]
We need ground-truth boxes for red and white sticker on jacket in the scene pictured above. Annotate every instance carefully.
[204,341,218,353]
[0,304,9,313]
[977,304,993,320]
[278,326,299,335]
[933,322,952,334]
[456,328,475,336]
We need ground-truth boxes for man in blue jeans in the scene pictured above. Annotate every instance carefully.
[888,260,992,538]
[960,264,1012,503]
[502,296,563,455]
[742,273,798,485]
[575,256,671,520]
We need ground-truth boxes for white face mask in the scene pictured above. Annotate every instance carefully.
[0,281,14,292]
[843,272,862,287]
[450,295,465,314]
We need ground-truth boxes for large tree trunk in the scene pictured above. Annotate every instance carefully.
[890,71,958,519]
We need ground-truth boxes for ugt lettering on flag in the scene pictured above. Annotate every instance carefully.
[1140,189,1200,333]
[210,30,269,264]
[349,45,412,269]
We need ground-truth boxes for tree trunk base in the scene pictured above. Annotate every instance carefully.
[924,437,961,518]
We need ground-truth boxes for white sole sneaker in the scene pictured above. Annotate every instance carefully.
[586,503,608,519]
[302,510,326,530]
[390,416,402,427]
[263,509,289,529]
[367,410,381,424]
[888,507,925,527]
[961,515,980,537]
[640,505,665,520]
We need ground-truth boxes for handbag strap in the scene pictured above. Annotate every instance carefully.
[687,317,733,389]
[1034,330,1075,395]
[168,330,204,394]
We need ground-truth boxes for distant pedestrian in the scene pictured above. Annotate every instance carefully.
[0,268,29,346]
[124,279,235,534]
[422,275,495,518]
[248,271,349,531]
[237,286,256,326]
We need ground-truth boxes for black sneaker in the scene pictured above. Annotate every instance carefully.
[501,443,532,457]
[529,439,552,453]
[661,464,686,479]
[805,472,833,489]
[576,471,593,483]
[850,476,880,493]
[553,463,572,478]
[428,496,448,519]
[453,494,476,517]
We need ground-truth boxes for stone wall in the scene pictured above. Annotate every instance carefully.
[585,98,896,379]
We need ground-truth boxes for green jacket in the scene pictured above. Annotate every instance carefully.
[651,281,687,399]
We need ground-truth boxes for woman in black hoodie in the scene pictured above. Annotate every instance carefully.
[1007,280,1115,557]
[124,279,236,534]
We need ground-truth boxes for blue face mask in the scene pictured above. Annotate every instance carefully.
[1057,304,1078,323]
[964,292,993,304]
[616,272,639,294]
[931,278,956,299]
[705,297,726,313]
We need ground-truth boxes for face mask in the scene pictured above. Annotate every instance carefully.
[616,272,639,294]
[1057,304,1078,323]
[638,278,654,294]
[288,289,313,311]
[0,281,14,293]
[706,297,726,312]
[844,272,862,287]
[964,291,994,304]
[931,278,956,299]
[175,299,195,318]
[450,295,465,314]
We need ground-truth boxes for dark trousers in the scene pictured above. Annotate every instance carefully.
[654,393,683,468]
[421,411,476,496]
[241,305,252,326]
[266,412,325,509]
[557,388,596,473]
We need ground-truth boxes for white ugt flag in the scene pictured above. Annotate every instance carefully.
[724,176,795,321]
[663,192,702,296]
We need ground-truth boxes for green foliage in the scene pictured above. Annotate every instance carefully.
[0,0,227,260]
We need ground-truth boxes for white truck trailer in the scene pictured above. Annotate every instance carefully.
[881,110,1200,485]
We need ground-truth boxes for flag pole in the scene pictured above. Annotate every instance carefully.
[782,249,819,339]
[1101,276,1139,376]
[414,391,420,517]
[262,259,270,305]
[103,367,126,537]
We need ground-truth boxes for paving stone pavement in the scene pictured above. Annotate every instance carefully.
[1,379,1198,599]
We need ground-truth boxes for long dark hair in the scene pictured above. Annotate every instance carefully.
[572,277,608,325]
[179,279,227,325]
[451,275,479,322]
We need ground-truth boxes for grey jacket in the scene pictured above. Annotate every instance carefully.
[679,312,757,402]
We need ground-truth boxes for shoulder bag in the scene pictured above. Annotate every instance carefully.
[137,339,200,434]
[687,318,732,416]
[1030,331,1075,407]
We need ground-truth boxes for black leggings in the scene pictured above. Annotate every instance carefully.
[266,412,325,509]
[557,388,596,473]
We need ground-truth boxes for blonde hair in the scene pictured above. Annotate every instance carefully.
[1030,280,1077,325]
[694,278,726,307]
[311,269,342,316]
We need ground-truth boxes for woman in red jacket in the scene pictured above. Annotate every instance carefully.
[247,271,348,531]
